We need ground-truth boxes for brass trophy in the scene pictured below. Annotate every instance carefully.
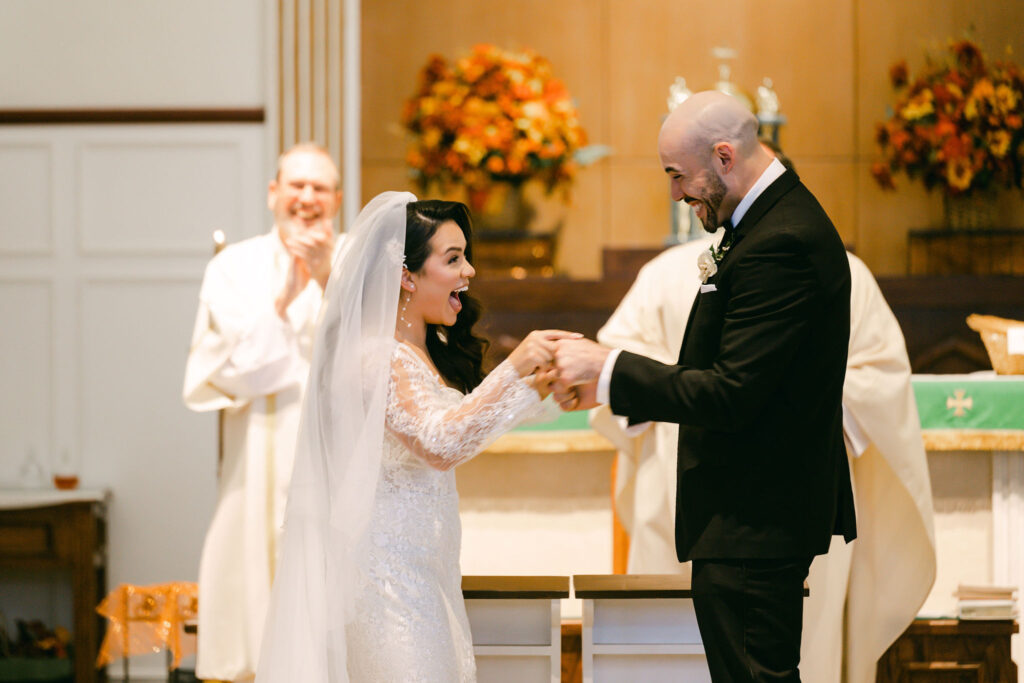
[666,77,695,246]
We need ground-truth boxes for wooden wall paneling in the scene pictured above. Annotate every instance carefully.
[796,159,859,245]
[360,162,414,204]
[876,275,1024,373]
[607,162,671,248]
[735,0,856,159]
[554,168,606,278]
[607,0,722,159]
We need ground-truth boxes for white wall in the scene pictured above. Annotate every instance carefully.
[0,6,269,680]
[0,124,266,679]
[0,0,264,108]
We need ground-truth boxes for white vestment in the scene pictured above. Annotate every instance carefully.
[591,242,937,682]
[183,229,340,682]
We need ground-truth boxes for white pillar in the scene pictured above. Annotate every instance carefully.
[342,0,360,230]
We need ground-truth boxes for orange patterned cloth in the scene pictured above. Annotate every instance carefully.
[95,582,198,669]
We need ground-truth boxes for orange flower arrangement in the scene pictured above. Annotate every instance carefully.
[872,40,1024,196]
[402,44,591,210]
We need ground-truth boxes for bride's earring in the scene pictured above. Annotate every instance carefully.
[400,268,415,329]
[399,291,413,329]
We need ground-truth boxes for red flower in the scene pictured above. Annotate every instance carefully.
[871,162,896,189]
[890,61,909,88]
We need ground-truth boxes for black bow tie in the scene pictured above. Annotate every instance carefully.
[722,219,735,233]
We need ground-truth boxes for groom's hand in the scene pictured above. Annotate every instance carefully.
[553,338,611,387]
[553,380,599,412]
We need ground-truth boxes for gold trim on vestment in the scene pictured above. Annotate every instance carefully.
[265,393,278,582]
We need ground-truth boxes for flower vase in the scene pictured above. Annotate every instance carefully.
[473,183,535,234]
[468,182,561,277]
[943,191,997,230]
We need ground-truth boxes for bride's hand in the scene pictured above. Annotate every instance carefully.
[507,330,582,378]
[531,363,559,399]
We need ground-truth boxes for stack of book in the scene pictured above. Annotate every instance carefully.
[955,584,1018,620]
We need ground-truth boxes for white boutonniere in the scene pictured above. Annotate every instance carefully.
[697,249,717,283]
[697,230,735,283]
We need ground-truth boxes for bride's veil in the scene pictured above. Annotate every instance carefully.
[256,191,416,682]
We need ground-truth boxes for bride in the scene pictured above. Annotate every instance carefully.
[256,191,575,682]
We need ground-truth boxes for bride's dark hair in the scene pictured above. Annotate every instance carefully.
[405,200,489,392]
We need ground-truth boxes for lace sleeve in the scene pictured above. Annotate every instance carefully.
[386,346,540,471]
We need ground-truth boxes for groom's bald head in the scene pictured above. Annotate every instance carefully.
[659,90,762,164]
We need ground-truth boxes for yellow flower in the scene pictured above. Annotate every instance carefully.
[946,157,974,190]
[521,101,548,121]
[420,98,438,116]
[452,136,486,166]
[422,128,442,149]
[988,130,1012,158]
[965,97,978,120]
[973,79,996,101]
[995,84,1019,113]
[901,90,934,120]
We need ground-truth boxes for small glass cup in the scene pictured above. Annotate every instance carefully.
[52,449,80,490]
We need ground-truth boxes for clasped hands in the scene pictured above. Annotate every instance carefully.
[507,330,613,412]
[275,218,335,320]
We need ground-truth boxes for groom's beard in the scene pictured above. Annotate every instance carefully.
[683,169,728,234]
[697,172,727,234]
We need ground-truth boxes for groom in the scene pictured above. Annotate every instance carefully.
[553,91,857,681]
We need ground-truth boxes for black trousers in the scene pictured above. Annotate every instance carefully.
[691,556,814,683]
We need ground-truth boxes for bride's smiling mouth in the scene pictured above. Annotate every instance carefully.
[449,285,468,313]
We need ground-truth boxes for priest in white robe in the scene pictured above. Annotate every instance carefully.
[591,236,937,683]
[183,144,343,682]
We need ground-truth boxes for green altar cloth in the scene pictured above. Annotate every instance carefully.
[913,374,1024,431]
[493,374,1024,453]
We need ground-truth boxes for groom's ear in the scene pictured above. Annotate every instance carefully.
[712,142,736,174]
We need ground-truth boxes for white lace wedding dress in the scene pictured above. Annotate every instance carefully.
[344,341,541,682]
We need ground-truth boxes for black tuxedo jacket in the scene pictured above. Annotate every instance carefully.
[610,170,856,561]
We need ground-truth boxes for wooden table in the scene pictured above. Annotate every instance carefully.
[0,489,109,683]
[463,575,569,683]
[876,618,1019,682]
